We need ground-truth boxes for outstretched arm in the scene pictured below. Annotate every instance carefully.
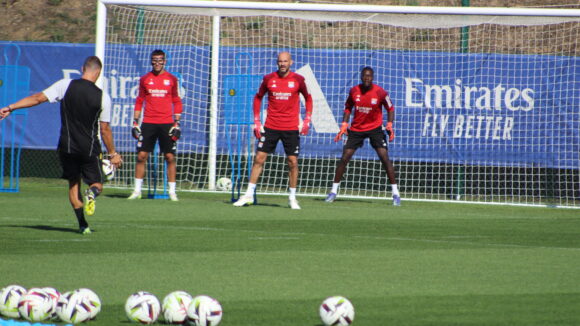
[0,92,49,120]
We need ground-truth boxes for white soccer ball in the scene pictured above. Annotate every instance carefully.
[76,288,101,319]
[101,159,115,181]
[0,284,27,318]
[56,290,92,324]
[216,177,232,191]
[186,295,222,326]
[17,287,54,322]
[319,296,355,326]
[42,287,61,321]
[125,291,161,324]
[162,291,192,324]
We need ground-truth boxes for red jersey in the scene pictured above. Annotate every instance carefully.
[345,84,394,132]
[253,71,313,131]
[135,71,183,124]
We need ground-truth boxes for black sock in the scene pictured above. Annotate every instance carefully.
[89,186,102,198]
[74,208,88,229]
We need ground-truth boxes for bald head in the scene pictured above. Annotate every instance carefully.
[276,52,293,77]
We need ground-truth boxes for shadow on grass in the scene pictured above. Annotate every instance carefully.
[2,224,79,234]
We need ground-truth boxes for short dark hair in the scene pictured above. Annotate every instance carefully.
[151,49,166,58]
[83,56,102,71]
[361,66,374,75]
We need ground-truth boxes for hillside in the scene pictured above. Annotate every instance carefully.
[1,0,577,44]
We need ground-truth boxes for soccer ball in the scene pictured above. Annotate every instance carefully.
[162,291,192,324]
[125,291,161,324]
[101,159,115,181]
[0,284,26,318]
[17,287,54,322]
[42,287,61,320]
[56,291,91,324]
[216,177,232,191]
[186,295,222,326]
[76,288,101,319]
[319,296,355,326]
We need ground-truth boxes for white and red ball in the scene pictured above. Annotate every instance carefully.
[56,290,96,324]
[186,295,222,326]
[125,291,161,324]
[162,290,193,324]
[42,287,61,321]
[17,287,54,322]
[76,288,101,319]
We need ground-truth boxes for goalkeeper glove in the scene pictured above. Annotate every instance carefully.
[385,121,395,142]
[131,119,141,140]
[334,122,349,142]
[169,121,181,142]
[300,115,311,136]
[253,120,264,139]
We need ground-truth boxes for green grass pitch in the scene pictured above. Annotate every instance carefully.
[1,178,579,325]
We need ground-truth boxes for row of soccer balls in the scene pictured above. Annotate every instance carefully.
[0,284,355,325]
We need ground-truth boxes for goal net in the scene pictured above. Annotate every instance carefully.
[97,1,580,208]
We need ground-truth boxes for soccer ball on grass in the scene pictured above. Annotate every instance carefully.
[125,291,160,324]
[162,290,192,324]
[216,177,232,191]
[0,284,27,318]
[319,296,355,326]
[17,287,54,322]
[56,290,92,324]
[186,295,222,326]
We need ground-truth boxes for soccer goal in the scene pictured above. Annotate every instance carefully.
[96,0,580,208]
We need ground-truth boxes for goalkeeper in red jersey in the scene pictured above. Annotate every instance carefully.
[233,51,313,209]
[325,66,401,206]
[128,49,183,201]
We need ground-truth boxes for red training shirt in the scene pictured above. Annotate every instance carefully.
[345,84,394,132]
[253,71,313,131]
[135,71,183,124]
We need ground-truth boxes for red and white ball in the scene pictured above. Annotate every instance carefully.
[162,290,193,324]
[17,287,54,322]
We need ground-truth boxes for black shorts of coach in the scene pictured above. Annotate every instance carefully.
[345,126,388,150]
[59,150,104,185]
[137,123,177,154]
[257,127,300,156]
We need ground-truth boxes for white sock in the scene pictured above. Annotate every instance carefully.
[289,187,297,200]
[331,182,340,194]
[134,178,143,193]
[169,182,176,193]
[391,184,399,196]
[245,183,256,197]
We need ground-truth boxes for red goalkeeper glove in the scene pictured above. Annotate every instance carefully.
[300,115,311,136]
[253,120,264,139]
[131,119,141,140]
[385,121,395,142]
[169,121,181,141]
[334,122,349,142]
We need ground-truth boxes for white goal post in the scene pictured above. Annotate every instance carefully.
[95,0,580,208]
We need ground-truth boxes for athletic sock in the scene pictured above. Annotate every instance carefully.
[331,182,340,194]
[245,183,256,197]
[289,187,297,200]
[89,186,101,198]
[134,178,143,193]
[169,182,176,193]
[74,208,88,229]
[391,184,399,196]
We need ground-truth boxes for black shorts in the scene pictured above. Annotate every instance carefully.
[345,126,388,150]
[257,127,300,156]
[59,151,103,185]
[137,123,176,154]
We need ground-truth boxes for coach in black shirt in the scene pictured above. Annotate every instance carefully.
[0,56,122,234]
